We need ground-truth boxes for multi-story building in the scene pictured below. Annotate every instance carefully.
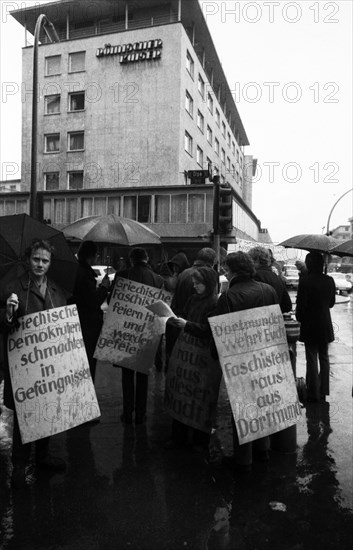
[331,225,351,241]
[6,0,265,257]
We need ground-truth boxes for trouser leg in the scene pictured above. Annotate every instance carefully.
[305,343,320,400]
[12,413,31,466]
[121,367,135,415]
[318,343,330,396]
[135,372,148,418]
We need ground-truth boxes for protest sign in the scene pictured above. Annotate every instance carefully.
[8,305,100,444]
[165,331,221,433]
[209,304,301,445]
[95,278,173,373]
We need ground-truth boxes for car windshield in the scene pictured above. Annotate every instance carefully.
[286,270,298,276]
[330,273,345,279]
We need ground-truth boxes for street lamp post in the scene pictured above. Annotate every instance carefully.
[326,188,353,236]
[30,14,59,219]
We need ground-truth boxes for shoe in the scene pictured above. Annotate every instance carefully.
[120,413,133,425]
[37,455,66,471]
[11,465,26,489]
[253,450,270,462]
[135,415,146,425]
[221,456,252,472]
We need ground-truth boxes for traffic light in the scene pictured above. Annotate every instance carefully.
[213,176,233,235]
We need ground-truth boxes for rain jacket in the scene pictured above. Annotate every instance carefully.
[254,266,292,313]
[215,274,279,315]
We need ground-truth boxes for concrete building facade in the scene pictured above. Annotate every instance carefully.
[6,0,264,250]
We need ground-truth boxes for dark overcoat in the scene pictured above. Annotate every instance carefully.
[296,272,336,344]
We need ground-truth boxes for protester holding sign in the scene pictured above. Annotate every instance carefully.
[213,252,279,471]
[0,239,67,488]
[112,247,164,425]
[165,266,219,452]
[71,241,110,384]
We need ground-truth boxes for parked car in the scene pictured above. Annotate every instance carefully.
[283,267,300,289]
[219,274,229,293]
[327,272,352,293]
[92,265,116,287]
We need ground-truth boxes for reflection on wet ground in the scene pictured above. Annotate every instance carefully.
[0,299,352,549]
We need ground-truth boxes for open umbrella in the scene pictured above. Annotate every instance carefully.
[0,214,78,293]
[62,215,161,246]
[279,234,340,254]
[329,238,353,258]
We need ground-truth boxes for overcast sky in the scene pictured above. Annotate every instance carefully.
[0,0,352,242]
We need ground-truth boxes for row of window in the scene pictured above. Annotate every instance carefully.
[186,50,241,156]
[185,89,242,165]
[45,52,86,76]
[184,131,243,186]
[44,171,84,191]
[45,132,84,153]
[41,193,213,225]
[45,91,85,115]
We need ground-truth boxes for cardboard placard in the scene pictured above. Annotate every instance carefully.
[8,305,100,444]
[165,331,221,433]
[209,304,301,444]
[94,278,173,373]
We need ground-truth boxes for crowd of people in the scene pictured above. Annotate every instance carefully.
[0,239,336,488]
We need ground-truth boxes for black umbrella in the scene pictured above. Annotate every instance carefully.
[0,214,78,293]
[279,233,340,254]
[329,239,353,258]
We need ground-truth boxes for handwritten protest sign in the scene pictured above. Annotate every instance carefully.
[209,305,301,445]
[8,305,100,444]
[95,278,173,373]
[165,331,221,433]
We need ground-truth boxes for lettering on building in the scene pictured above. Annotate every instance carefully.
[96,39,163,64]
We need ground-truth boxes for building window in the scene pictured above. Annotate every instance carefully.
[207,125,213,145]
[155,195,170,223]
[227,157,231,172]
[240,156,243,167]
[236,170,240,183]
[232,141,236,155]
[69,51,86,73]
[186,50,194,78]
[222,122,226,138]
[227,132,231,147]
[197,110,204,133]
[196,146,203,167]
[68,131,84,151]
[137,196,151,223]
[188,194,205,223]
[185,90,193,117]
[236,150,240,163]
[69,91,85,111]
[45,94,60,114]
[198,74,205,99]
[45,134,60,153]
[232,164,235,177]
[68,171,83,189]
[215,137,220,156]
[240,176,243,187]
[45,55,61,76]
[44,172,59,190]
[220,175,225,184]
[185,131,193,156]
[207,92,213,114]
[221,148,225,165]
[215,109,220,127]
[171,194,187,223]
[206,157,212,172]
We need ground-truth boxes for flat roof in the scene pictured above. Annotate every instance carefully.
[10,0,249,146]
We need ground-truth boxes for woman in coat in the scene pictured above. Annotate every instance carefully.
[296,252,336,402]
[165,266,219,452]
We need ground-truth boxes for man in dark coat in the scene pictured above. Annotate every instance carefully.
[213,252,279,471]
[0,240,67,487]
[296,252,336,402]
[248,246,292,313]
[113,247,164,424]
[71,241,110,383]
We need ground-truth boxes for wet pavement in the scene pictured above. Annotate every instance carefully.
[0,294,352,550]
